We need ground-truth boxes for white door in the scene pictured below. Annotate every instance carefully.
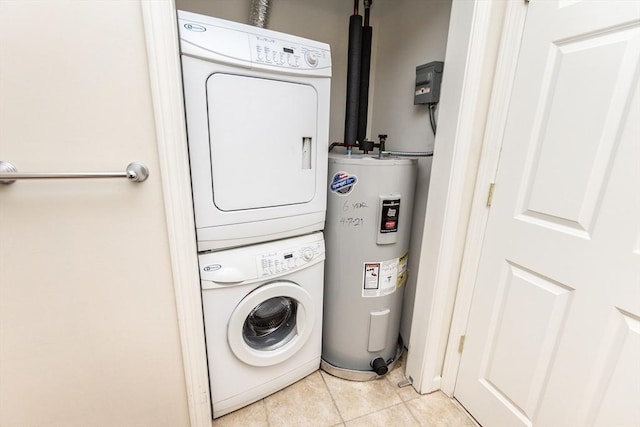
[0,2,189,425]
[455,1,640,426]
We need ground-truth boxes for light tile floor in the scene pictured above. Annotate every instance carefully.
[211,356,478,427]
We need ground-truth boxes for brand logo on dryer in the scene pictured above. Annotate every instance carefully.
[256,36,275,43]
[203,264,222,272]
[330,172,358,195]
[184,23,206,32]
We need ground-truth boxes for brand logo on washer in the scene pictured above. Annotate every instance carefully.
[330,172,358,195]
[203,264,222,272]
[184,23,206,32]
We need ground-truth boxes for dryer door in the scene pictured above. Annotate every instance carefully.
[207,73,318,212]
[227,280,315,367]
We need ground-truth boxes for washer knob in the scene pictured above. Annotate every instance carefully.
[302,248,314,261]
[305,51,318,67]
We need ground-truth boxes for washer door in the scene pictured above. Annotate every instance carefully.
[228,281,315,367]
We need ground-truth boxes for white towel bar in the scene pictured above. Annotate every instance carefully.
[0,161,149,184]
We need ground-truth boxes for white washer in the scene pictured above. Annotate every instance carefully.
[199,232,325,418]
[178,11,332,252]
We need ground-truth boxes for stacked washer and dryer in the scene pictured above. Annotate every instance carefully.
[178,11,331,418]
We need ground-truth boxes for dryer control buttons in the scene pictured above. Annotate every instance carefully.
[304,51,318,67]
[302,248,314,261]
[254,44,302,68]
[249,35,327,71]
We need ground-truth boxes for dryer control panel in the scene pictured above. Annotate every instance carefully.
[250,35,330,71]
[178,10,331,75]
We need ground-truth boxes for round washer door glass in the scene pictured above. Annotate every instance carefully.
[228,281,315,367]
[243,296,298,351]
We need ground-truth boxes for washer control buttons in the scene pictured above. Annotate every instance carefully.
[302,248,314,261]
[258,243,322,276]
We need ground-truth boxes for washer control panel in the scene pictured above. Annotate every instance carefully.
[199,232,325,289]
[250,35,329,70]
[257,240,323,276]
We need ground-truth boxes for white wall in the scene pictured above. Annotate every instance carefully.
[177,0,453,347]
[405,0,508,392]
[0,2,190,425]
[369,0,452,345]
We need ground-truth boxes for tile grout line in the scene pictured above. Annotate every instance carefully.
[321,366,412,425]
[262,398,272,427]
[385,363,410,404]
[318,369,346,425]
[402,400,422,426]
[451,395,481,426]
[384,367,423,427]
[347,401,416,425]
[385,359,423,426]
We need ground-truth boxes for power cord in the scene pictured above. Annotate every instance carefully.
[428,103,438,135]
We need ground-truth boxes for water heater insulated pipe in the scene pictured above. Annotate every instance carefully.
[357,3,373,144]
[343,0,363,149]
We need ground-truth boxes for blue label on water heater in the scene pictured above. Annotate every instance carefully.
[330,172,358,195]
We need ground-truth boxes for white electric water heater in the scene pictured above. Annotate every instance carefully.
[322,153,417,380]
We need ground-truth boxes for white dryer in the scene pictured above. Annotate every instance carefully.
[178,11,332,252]
[199,232,325,418]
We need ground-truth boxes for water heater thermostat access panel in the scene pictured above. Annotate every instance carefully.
[377,195,401,245]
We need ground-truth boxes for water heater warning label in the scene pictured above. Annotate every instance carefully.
[363,263,380,290]
[362,255,406,298]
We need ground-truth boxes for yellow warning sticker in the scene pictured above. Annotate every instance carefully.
[397,252,409,287]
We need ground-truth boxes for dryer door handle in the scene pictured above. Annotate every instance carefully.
[203,267,247,284]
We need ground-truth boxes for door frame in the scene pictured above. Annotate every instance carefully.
[404,0,518,394]
[140,1,212,425]
[140,0,528,425]
[438,1,529,396]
